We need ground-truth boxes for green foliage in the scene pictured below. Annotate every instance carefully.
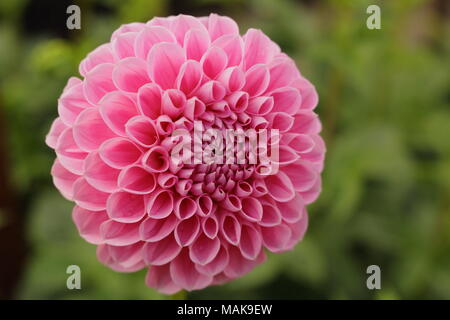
[0,0,449,299]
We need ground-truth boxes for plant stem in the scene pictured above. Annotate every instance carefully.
[170,290,187,300]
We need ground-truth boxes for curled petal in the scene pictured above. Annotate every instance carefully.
[142,146,170,173]
[202,215,219,239]
[99,91,138,136]
[106,192,146,223]
[195,245,229,276]
[243,64,270,97]
[174,196,197,220]
[174,215,200,247]
[143,233,182,266]
[72,206,108,244]
[73,108,115,152]
[271,87,302,115]
[247,96,274,116]
[266,112,294,133]
[189,233,221,265]
[213,34,244,67]
[220,193,241,212]
[55,128,87,175]
[171,14,208,44]
[240,197,263,222]
[224,245,266,278]
[146,188,174,219]
[156,115,175,136]
[184,97,206,121]
[146,264,181,295]
[79,44,115,76]
[170,249,212,291]
[112,57,150,92]
[226,91,249,113]
[184,27,210,61]
[196,195,214,217]
[239,223,262,260]
[83,63,117,105]
[264,171,296,202]
[100,220,141,246]
[161,89,186,119]
[259,201,282,227]
[201,46,228,79]
[118,165,156,194]
[135,26,176,60]
[51,159,79,200]
[73,177,109,211]
[207,13,239,41]
[58,81,93,126]
[140,214,177,242]
[137,83,162,120]
[99,137,142,169]
[243,28,279,70]
[46,118,67,149]
[112,32,138,59]
[176,60,203,96]
[261,224,292,252]
[220,212,241,246]
[195,80,226,103]
[84,151,120,193]
[125,115,159,148]
[148,42,186,90]
[217,66,245,92]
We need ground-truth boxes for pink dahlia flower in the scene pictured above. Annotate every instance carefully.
[46,14,325,294]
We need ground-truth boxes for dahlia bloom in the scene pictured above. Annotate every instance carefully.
[46,14,325,294]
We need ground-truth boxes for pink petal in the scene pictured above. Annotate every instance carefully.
[96,244,144,272]
[261,224,292,252]
[195,245,229,276]
[83,63,117,105]
[73,108,116,152]
[201,46,228,79]
[100,220,141,246]
[292,78,318,110]
[135,26,176,60]
[170,249,213,291]
[55,128,87,175]
[176,60,203,96]
[285,212,308,249]
[207,13,239,41]
[224,246,266,278]
[58,81,93,126]
[281,161,318,192]
[106,192,146,223]
[213,34,244,67]
[196,195,214,217]
[276,193,305,223]
[247,96,274,116]
[251,179,269,197]
[112,57,150,92]
[137,83,162,119]
[239,223,262,260]
[202,215,219,239]
[72,206,108,244]
[266,58,299,92]
[266,112,294,133]
[195,80,226,103]
[73,177,109,211]
[140,214,177,242]
[174,196,197,220]
[291,111,322,134]
[243,29,279,70]
[51,159,79,200]
[161,89,186,119]
[264,171,296,202]
[84,151,120,193]
[125,115,159,148]
[156,115,175,135]
[189,233,221,265]
[282,133,315,154]
[143,233,181,265]
[184,97,206,121]
[171,14,208,44]
[217,66,245,92]
[146,188,174,219]
[111,22,146,41]
[226,91,249,113]
[220,194,242,212]
[240,197,263,222]
[147,42,186,90]
[270,87,302,115]
[46,118,67,149]
[142,146,170,173]
[259,202,282,227]
[174,215,200,247]
[112,32,138,59]
[99,137,142,169]
[79,44,115,77]
[157,172,178,188]
[118,165,156,194]
[184,28,210,61]
[243,64,270,97]
[220,212,241,246]
[146,264,181,295]
[99,91,138,136]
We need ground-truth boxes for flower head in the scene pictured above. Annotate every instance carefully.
[46,14,325,294]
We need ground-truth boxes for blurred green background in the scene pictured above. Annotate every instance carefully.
[0,0,449,299]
